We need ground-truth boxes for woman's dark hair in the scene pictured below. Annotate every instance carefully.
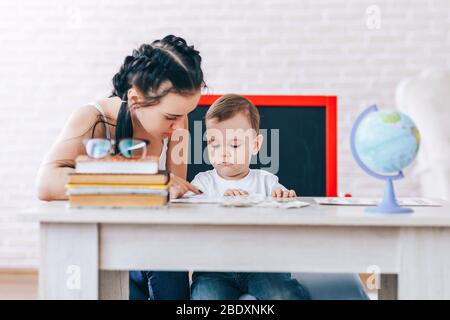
[51,35,204,169]
[110,35,205,153]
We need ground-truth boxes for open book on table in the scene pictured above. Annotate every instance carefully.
[170,193,310,209]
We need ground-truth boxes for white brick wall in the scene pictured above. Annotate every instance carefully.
[1,0,449,268]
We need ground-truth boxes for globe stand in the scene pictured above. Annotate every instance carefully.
[350,105,413,214]
[366,177,412,214]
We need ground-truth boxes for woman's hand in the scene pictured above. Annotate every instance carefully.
[271,189,296,198]
[169,173,202,199]
[224,189,249,196]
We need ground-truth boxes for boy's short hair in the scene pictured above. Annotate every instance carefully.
[205,94,260,133]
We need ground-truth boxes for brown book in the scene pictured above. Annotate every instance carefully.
[69,194,168,208]
[75,155,159,174]
[68,171,169,185]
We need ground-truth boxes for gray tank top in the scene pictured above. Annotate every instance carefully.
[88,102,169,170]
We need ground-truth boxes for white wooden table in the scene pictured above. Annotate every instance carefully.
[22,198,450,300]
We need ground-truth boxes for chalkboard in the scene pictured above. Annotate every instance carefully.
[187,96,337,197]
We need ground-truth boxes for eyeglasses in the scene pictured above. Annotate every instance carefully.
[83,138,149,159]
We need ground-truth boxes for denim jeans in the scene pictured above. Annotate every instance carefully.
[129,271,190,300]
[191,272,310,300]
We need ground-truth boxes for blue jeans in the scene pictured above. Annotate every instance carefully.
[191,272,310,300]
[129,271,190,300]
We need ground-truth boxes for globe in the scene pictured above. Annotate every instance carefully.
[354,109,420,174]
[350,105,420,213]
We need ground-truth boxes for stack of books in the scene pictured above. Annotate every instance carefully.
[66,155,169,208]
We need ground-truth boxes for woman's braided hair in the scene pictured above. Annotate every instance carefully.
[110,35,205,152]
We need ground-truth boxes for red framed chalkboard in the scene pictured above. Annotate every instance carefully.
[193,95,338,197]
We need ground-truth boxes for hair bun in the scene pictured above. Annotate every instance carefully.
[161,35,187,47]
[157,35,200,58]
[137,44,155,60]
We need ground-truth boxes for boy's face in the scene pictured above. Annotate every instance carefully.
[206,113,263,179]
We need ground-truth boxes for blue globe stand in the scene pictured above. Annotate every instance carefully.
[350,105,413,214]
[366,176,413,213]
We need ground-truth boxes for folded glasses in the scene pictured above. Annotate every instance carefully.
[83,138,149,159]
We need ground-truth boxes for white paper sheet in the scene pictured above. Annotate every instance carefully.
[314,197,442,206]
[170,194,224,204]
[171,193,310,209]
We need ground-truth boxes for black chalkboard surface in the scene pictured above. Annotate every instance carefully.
[186,96,336,197]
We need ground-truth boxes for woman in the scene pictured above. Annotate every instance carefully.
[36,35,204,299]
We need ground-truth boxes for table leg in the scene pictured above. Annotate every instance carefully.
[398,228,450,299]
[378,274,398,300]
[39,223,99,299]
[100,271,129,300]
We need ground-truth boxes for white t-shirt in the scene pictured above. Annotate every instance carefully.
[190,169,287,197]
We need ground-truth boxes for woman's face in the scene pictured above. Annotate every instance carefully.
[130,88,201,139]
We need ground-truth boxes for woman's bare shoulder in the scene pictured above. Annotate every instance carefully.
[65,98,120,138]
[95,96,121,121]
[63,105,104,139]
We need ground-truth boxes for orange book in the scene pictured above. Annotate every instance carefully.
[69,194,168,208]
[68,171,169,185]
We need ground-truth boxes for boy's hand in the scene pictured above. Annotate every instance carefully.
[224,189,249,196]
[271,189,296,198]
